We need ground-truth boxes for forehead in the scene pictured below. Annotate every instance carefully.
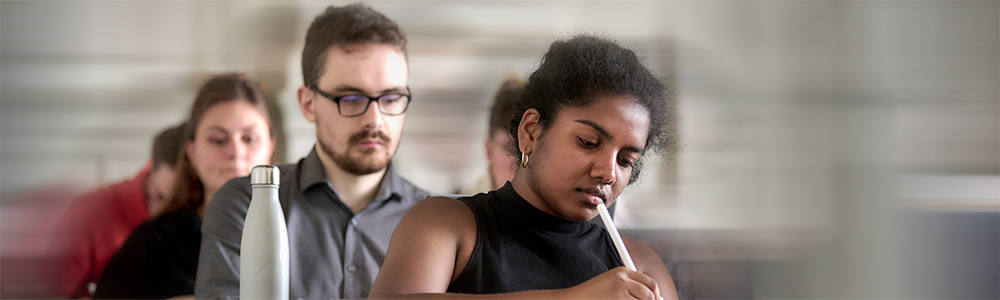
[556,95,650,146]
[197,100,268,131]
[147,167,175,188]
[318,44,408,92]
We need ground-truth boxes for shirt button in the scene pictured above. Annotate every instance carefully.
[351,218,358,226]
[346,265,357,273]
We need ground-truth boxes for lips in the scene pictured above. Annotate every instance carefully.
[358,138,383,147]
[578,187,608,205]
[349,130,390,148]
[222,167,245,176]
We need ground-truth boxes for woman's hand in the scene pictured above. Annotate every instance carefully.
[561,266,662,300]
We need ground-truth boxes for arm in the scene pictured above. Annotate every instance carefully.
[624,236,678,300]
[369,197,664,300]
[370,197,477,297]
[48,186,122,299]
[195,178,252,300]
[49,200,99,298]
[92,223,155,299]
[95,210,205,299]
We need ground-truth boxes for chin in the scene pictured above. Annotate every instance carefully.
[576,207,600,222]
[358,148,394,163]
[560,209,594,223]
[344,156,391,175]
[354,155,390,168]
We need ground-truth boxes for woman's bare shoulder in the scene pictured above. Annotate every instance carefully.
[621,236,657,260]
[403,196,475,229]
[622,235,679,299]
[412,195,473,214]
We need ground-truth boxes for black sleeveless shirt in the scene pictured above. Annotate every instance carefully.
[447,182,623,293]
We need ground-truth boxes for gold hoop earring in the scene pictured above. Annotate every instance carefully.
[520,152,529,168]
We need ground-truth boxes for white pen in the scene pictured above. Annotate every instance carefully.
[596,202,636,271]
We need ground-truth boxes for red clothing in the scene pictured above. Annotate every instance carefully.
[49,164,152,298]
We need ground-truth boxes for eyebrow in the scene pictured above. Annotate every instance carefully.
[574,119,645,154]
[206,125,260,133]
[330,84,409,95]
[206,126,230,134]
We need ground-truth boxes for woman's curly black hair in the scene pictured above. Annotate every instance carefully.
[509,34,677,185]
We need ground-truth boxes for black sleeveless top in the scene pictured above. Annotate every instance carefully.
[447,182,623,293]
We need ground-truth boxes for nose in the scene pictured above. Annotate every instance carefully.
[227,139,246,159]
[590,152,617,185]
[357,100,385,130]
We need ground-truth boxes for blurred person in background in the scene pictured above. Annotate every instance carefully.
[458,77,523,195]
[371,35,678,299]
[196,3,429,299]
[48,122,186,299]
[92,74,276,299]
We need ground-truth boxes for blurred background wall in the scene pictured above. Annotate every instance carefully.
[1,1,997,298]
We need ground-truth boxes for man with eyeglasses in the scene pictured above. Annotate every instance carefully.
[195,3,429,299]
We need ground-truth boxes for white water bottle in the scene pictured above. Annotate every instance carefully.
[240,165,289,300]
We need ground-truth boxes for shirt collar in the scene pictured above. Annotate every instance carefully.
[298,148,327,193]
[298,146,400,203]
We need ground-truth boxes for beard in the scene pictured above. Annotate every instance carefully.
[319,128,394,176]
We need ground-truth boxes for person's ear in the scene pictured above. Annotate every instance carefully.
[517,108,542,155]
[185,141,197,170]
[267,136,277,164]
[297,86,317,123]
[484,138,494,161]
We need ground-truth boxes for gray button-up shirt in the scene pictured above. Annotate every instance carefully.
[195,147,428,299]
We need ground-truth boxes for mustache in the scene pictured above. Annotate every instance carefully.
[348,129,391,145]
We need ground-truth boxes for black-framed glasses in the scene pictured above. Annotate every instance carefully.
[310,86,411,117]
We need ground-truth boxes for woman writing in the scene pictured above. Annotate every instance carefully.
[93,74,276,299]
[370,35,678,299]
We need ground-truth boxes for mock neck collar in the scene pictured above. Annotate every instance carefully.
[494,182,593,237]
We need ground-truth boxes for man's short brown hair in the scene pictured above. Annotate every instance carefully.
[488,78,524,138]
[150,122,186,171]
[302,3,407,88]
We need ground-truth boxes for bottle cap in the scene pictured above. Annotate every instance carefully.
[250,165,279,185]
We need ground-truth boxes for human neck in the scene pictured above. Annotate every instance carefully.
[510,171,562,219]
[510,172,541,210]
[316,145,386,214]
[198,187,217,218]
